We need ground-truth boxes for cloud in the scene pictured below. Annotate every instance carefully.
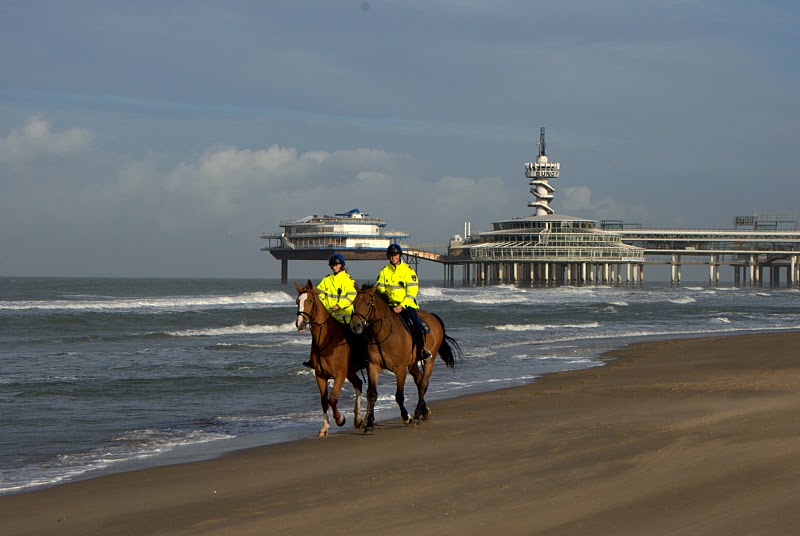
[0,114,511,276]
[559,186,648,224]
[0,115,92,162]
[560,186,594,212]
[158,145,411,229]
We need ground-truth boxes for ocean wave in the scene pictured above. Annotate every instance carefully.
[418,285,529,305]
[0,410,329,496]
[668,297,696,304]
[490,322,600,331]
[166,322,298,337]
[0,291,294,313]
[418,287,446,298]
[210,338,309,349]
[528,324,800,346]
[0,428,235,495]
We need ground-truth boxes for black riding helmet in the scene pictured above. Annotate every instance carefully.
[386,243,402,257]
[328,254,345,267]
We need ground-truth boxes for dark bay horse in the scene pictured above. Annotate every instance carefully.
[349,283,461,434]
[295,281,365,436]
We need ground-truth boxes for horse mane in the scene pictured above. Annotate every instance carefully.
[360,283,390,305]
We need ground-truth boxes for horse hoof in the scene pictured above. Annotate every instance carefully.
[364,426,374,435]
[354,418,365,429]
[318,430,328,437]
[336,415,346,427]
[403,417,415,427]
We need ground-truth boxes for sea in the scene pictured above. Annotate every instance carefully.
[2,276,799,496]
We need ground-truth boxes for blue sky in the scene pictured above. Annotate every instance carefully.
[1,0,798,279]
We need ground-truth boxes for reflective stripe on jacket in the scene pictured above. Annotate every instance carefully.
[316,270,357,323]
[376,261,419,309]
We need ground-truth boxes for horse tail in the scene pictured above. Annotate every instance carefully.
[431,313,462,369]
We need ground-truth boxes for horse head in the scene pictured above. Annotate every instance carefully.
[294,279,320,331]
[349,283,382,335]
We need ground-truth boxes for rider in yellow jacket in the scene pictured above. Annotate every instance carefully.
[303,254,362,369]
[376,243,432,361]
[316,254,356,324]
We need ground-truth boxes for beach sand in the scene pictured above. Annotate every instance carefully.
[3,331,800,535]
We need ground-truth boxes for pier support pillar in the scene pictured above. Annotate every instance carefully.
[772,266,780,288]
[280,259,288,284]
[709,255,718,287]
[671,255,682,287]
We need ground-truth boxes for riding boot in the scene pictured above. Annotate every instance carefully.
[303,359,313,369]
[416,326,432,361]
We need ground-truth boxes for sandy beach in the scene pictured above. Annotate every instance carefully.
[3,331,800,535]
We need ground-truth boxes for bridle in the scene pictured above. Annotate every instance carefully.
[296,291,324,328]
[297,290,337,356]
[351,290,395,345]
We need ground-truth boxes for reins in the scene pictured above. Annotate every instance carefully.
[299,291,338,357]
[353,292,395,345]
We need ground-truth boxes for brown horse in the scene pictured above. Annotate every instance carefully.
[349,283,461,434]
[295,280,365,436]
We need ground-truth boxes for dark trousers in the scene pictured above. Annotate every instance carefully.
[400,307,426,356]
[405,306,422,329]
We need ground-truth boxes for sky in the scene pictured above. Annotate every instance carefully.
[1,0,798,280]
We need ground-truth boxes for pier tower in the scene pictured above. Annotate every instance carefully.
[444,127,645,286]
[525,127,560,215]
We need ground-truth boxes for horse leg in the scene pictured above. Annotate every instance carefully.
[407,361,428,421]
[394,367,414,426]
[328,374,347,428]
[417,323,447,421]
[364,363,380,435]
[316,375,331,437]
[416,359,434,421]
[348,370,364,429]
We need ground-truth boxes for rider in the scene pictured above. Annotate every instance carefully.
[316,254,357,324]
[303,254,363,368]
[376,243,432,362]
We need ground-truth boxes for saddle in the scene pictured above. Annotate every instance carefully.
[397,310,430,335]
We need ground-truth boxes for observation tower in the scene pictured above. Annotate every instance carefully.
[444,127,645,285]
[525,127,560,216]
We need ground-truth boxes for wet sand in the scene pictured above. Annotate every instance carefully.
[3,331,800,535]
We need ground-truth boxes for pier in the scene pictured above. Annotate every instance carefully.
[422,228,800,288]
[265,224,800,288]
[262,129,800,287]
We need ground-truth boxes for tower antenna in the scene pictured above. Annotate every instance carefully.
[538,127,546,157]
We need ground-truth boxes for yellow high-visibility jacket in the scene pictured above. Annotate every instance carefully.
[376,261,419,309]
[316,270,357,324]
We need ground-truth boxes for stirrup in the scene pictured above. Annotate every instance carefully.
[419,348,433,361]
